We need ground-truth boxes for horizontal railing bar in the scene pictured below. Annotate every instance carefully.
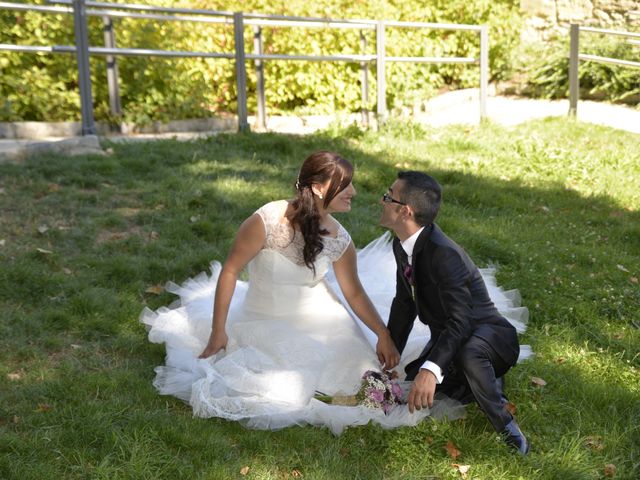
[387,56,477,63]
[90,46,234,58]
[579,53,640,69]
[46,0,481,31]
[49,0,234,17]
[0,44,62,53]
[0,44,478,65]
[244,19,376,29]
[83,9,376,29]
[246,53,375,62]
[3,1,485,33]
[0,43,235,59]
[52,0,376,26]
[627,39,640,46]
[0,1,70,13]
[579,26,640,39]
[85,8,232,24]
[383,20,483,31]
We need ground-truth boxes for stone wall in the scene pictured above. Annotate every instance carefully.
[520,0,640,41]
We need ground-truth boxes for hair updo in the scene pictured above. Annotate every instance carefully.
[287,151,353,271]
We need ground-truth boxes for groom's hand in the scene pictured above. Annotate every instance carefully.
[407,369,437,413]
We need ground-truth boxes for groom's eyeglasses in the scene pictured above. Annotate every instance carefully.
[382,192,407,206]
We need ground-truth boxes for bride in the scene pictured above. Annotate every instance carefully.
[140,151,528,435]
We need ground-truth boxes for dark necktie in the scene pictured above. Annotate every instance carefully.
[400,250,413,286]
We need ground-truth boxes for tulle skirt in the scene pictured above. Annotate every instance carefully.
[141,232,530,435]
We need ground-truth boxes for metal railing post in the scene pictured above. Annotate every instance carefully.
[253,25,266,130]
[479,25,488,120]
[376,21,387,124]
[102,16,122,118]
[569,23,580,116]
[72,0,96,135]
[360,31,369,127]
[233,12,249,132]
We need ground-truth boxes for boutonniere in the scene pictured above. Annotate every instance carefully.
[403,264,415,299]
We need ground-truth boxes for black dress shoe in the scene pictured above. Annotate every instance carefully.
[501,419,530,455]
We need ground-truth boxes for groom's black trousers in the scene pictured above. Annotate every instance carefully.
[406,335,513,432]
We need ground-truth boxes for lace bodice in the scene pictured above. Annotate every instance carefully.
[255,200,351,266]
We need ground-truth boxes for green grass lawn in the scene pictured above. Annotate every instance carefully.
[1,117,638,479]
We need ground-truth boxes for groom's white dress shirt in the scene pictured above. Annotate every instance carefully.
[400,227,445,384]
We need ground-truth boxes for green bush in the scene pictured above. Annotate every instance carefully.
[0,0,522,124]
[521,34,640,105]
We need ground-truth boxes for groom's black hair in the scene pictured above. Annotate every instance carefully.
[397,171,442,226]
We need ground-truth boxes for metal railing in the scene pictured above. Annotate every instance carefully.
[0,0,490,134]
[568,23,640,116]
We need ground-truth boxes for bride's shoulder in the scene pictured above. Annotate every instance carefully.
[327,215,351,242]
[255,199,289,222]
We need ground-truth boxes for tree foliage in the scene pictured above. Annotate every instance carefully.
[0,0,522,124]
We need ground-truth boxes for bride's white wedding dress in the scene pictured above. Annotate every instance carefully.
[141,200,530,435]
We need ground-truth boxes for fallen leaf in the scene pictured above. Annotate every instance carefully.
[37,225,49,234]
[36,248,53,255]
[452,464,470,479]
[292,469,303,478]
[531,376,547,387]
[240,466,250,476]
[190,215,200,223]
[7,372,22,381]
[0,187,5,194]
[12,415,19,424]
[505,402,517,415]
[36,403,52,413]
[70,344,82,350]
[604,463,616,477]
[425,436,434,445]
[536,205,550,213]
[584,436,604,451]
[616,264,629,273]
[145,284,164,295]
[556,357,566,364]
[63,268,73,275]
[630,277,638,284]
[149,231,160,240]
[613,332,624,340]
[48,183,61,192]
[445,441,461,460]
[0,239,5,247]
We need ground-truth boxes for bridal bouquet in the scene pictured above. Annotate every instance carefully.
[314,370,404,414]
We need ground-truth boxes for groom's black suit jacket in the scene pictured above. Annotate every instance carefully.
[388,224,519,379]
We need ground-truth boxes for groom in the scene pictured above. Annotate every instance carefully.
[380,171,530,454]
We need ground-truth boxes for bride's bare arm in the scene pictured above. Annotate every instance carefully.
[199,214,266,358]
[333,242,400,369]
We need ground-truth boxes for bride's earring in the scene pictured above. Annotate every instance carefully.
[318,193,323,199]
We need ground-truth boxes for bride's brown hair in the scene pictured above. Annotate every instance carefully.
[286,151,354,271]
